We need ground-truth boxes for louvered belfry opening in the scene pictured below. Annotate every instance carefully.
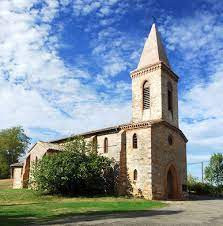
[143,81,150,110]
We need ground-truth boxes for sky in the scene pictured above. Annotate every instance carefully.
[0,0,223,179]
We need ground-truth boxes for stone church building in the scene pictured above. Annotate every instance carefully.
[11,23,188,200]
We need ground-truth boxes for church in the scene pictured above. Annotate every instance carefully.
[11,23,188,200]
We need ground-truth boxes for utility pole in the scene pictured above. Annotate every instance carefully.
[201,161,204,183]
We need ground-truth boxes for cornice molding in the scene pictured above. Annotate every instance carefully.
[130,61,179,81]
[120,120,188,143]
[130,62,161,78]
[120,121,152,130]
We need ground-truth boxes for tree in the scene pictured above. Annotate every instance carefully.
[31,137,115,195]
[0,126,30,178]
[205,153,223,187]
[0,153,9,179]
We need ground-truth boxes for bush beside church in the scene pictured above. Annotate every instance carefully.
[30,137,117,195]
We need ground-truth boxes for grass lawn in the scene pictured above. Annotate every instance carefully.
[0,188,166,226]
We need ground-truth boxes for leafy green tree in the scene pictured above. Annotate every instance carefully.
[0,126,30,178]
[0,153,9,179]
[31,137,115,195]
[205,153,223,187]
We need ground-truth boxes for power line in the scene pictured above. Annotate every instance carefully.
[187,160,209,165]
[187,161,210,183]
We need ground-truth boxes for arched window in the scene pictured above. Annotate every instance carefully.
[104,137,108,153]
[168,135,173,145]
[134,169,138,181]
[143,81,150,110]
[168,82,173,112]
[133,133,137,149]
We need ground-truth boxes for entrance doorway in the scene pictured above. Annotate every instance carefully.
[166,165,178,199]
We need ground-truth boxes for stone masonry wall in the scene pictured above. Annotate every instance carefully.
[96,132,122,162]
[17,123,186,201]
[22,142,57,188]
[161,71,179,128]
[125,127,152,199]
[132,66,179,129]
[29,142,49,164]
[151,123,187,199]
[12,167,23,189]
[82,129,153,199]
[132,68,162,123]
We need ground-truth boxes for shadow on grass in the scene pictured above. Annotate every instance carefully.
[0,202,44,207]
[0,209,183,226]
[0,215,35,226]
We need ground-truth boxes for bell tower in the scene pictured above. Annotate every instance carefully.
[131,23,179,128]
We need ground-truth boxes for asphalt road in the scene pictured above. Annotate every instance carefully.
[44,198,223,226]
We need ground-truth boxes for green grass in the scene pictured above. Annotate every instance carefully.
[0,179,12,190]
[0,187,165,225]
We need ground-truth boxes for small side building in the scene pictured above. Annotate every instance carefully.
[11,141,63,189]
[11,162,24,189]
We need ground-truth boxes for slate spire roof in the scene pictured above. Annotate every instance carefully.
[137,23,170,69]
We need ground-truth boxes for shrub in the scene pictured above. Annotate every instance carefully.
[191,182,212,195]
[187,174,198,192]
[187,174,223,196]
[31,137,116,195]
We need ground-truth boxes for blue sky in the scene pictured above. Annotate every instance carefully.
[0,0,223,179]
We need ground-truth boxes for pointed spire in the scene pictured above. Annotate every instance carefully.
[137,23,170,69]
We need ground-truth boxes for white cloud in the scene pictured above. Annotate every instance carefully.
[103,61,127,77]
[0,0,132,142]
[155,2,223,156]
[91,27,140,85]
[160,4,223,77]
[99,7,110,16]
[1,0,223,170]
[72,0,121,17]
[180,65,223,150]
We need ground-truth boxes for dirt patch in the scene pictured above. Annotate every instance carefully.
[0,179,12,190]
